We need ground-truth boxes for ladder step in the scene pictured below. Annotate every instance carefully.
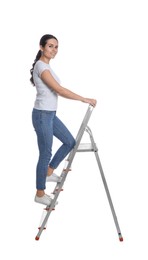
[77,143,98,152]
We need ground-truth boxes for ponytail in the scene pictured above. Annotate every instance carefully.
[30,50,42,86]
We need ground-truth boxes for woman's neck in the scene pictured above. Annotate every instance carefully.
[39,56,50,64]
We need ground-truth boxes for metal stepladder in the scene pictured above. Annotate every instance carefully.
[35,105,123,242]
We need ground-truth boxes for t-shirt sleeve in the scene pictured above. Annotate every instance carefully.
[36,62,49,77]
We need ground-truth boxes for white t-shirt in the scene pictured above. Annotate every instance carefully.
[33,60,60,111]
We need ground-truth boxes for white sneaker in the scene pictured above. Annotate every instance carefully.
[34,194,52,206]
[34,194,58,206]
[46,173,62,183]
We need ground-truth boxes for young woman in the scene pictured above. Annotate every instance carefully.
[30,34,97,206]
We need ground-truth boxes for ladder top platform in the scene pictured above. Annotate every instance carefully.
[77,143,97,152]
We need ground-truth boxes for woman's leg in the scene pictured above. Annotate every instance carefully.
[32,109,55,193]
[49,115,76,170]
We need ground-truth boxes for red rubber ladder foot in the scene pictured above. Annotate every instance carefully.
[118,233,123,242]
[35,236,40,241]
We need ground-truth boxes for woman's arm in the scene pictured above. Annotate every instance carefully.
[41,70,97,107]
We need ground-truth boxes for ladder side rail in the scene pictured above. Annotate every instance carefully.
[36,207,53,239]
[74,105,93,145]
[36,164,72,240]
[36,173,67,239]
[94,151,122,236]
[67,105,93,165]
[51,106,94,199]
[52,105,94,194]
[36,168,70,240]
[86,126,123,240]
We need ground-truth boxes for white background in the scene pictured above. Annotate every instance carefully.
[0,0,148,259]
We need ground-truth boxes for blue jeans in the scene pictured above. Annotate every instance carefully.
[32,109,76,190]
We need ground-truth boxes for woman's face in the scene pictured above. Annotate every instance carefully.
[41,38,58,60]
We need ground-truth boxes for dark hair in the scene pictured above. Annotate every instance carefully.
[30,34,58,86]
